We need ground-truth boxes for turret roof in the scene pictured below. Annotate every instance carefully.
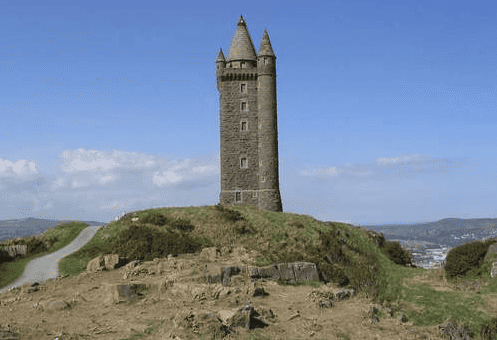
[258,29,275,57]
[216,48,226,62]
[228,15,257,61]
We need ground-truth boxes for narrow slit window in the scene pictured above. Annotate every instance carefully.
[241,102,247,111]
[241,121,247,131]
[240,158,247,168]
[264,57,268,65]
[236,191,241,202]
[240,83,246,93]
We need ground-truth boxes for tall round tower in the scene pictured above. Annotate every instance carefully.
[256,29,282,212]
[217,15,282,213]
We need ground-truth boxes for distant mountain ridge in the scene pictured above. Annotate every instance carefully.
[355,217,497,247]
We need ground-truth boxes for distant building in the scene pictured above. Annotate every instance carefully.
[216,15,282,212]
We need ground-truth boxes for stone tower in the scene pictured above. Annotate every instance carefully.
[216,15,283,212]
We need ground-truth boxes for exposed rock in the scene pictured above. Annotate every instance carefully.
[120,259,145,279]
[2,245,27,258]
[8,242,490,340]
[36,300,72,311]
[491,262,497,279]
[437,318,474,340]
[483,242,497,264]
[200,247,221,262]
[248,262,320,285]
[86,254,129,273]
[118,211,138,221]
[86,256,105,272]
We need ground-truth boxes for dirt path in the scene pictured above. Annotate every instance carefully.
[0,225,104,295]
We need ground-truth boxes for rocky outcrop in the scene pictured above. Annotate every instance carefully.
[491,262,497,279]
[86,254,129,272]
[2,245,27,258]
[7,244,497,339]
[483,242,497,263]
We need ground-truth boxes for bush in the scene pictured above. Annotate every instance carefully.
[0,248,13,265]
[139,213,172,227]
[478,316,497,340]
[109,224,205,262]
[444,241,490,280]
[214,204,246,223]
[168,218,195,232]
[25,237,48,256]
[381,240,416,267]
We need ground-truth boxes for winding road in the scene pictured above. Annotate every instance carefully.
[0,225,104,295]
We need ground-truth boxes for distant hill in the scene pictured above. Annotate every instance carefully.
[355,217,497,247]
[0,217,108,243]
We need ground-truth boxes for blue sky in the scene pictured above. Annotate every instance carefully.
[0,0,495,227]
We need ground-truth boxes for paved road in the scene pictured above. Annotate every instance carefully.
[0,225,104,295]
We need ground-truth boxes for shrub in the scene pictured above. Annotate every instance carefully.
[444,241,490,280]
[0,248,13,265]
[381,240,416,267]
[214,204,246,223]
[168,218,195,232]
[138,213,196,233]
[138,213,172,226]
[478,316,497,340]
[25,237,48,256]
[109,224,205,262]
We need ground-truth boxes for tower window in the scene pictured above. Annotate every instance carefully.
[235,191,241,202]
[241,120,248,131]
[264,57,268,65]
[241,62,246,69]
[241,101,247,111]
[240,157,247,168]
[240,83,246,93]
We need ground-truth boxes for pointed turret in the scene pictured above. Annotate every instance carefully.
[215,48,226,92]
[228,15,257,61]
[258,29,275,57]
[216,48,226,62]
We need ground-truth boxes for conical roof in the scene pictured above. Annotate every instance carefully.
[258,29,275,57]
[216,48,226,62]
[228,15,257,61]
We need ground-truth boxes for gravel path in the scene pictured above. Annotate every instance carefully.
[0,225,104,295]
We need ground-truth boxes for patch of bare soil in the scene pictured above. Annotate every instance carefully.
[0,248,494,340]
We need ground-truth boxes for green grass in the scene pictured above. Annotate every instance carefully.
[1,203,497,339]
[0,221,94,289]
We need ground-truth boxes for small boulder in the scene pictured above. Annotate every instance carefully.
[438,318,474,340]
[120,259,145,279]
[38,300,71,311]
[86,256,105,273]
[103,254,128,270]
[86,254,128,273]
[491,262,497,279]
[483,242,497,264]
[200,247,221,262]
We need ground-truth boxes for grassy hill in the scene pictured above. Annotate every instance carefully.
[2,203,497,338]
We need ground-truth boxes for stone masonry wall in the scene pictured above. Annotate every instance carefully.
[219,68,259,206]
